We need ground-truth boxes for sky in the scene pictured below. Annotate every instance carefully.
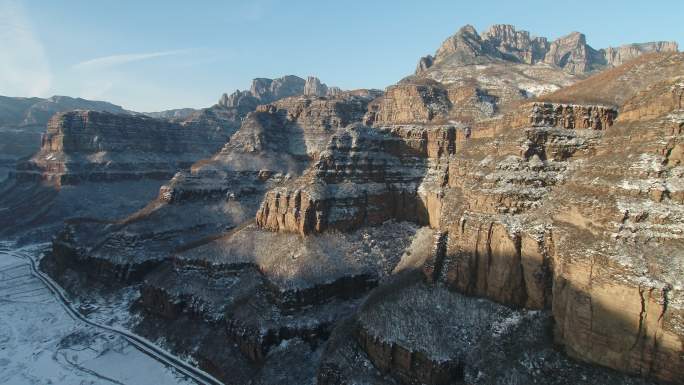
[1,0,682,112]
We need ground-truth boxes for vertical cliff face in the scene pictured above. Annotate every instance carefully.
[253,55,683,384]
[298,51,683,385]
[366,80,452,125]
[423,58,684,383]
[0,108,238,240]
[528,103,617,129]
[542,31,594,74]
[546,79,684,382]
[255,122,455,235]
[304,76,328,97]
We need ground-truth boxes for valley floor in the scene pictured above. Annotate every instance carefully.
[0,244,195,385]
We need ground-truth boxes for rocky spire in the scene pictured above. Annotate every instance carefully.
[304,76,329,97]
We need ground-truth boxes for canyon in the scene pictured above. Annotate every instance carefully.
[0,24,682,385]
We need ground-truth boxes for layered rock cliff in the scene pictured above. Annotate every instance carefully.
[0,95,133,182]
[255,123,453,235]
[45,90,379,284]
[0,108,236,242]
[13,110,231,185]
[546,77,684,381]
[424,55,684,382]
[256,52,684,384]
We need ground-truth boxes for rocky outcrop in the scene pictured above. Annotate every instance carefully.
[0,95,132,174]
[39,110,224,153]
[423,59,684,383]
[415,55,434,74]
[157,91,375,204]
[304,76,328,97]
[250,75,306,102]
[142,107,197,120]
[37,89,379,292]
[603,41,679,67]
[420,24,678,75]
[256,123,454,235]
[481,24,549,65]
[218,75,306,109]
[356,326,462,385]
[130,221,424,381]
[432,25,488,66]
[424,120,603,308]
[217,75,341,110]
[322,281,651,385]
[366,80,451,125]
[528,103,617,129]
[0,95,129,128]
[410,25,587,120]
[545,80,684,381]
[542,31,598,74]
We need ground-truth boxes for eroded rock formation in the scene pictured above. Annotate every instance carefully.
[256,123,454,235]
[13,110,230,185]
[17,23,684,385]
[421,24,677,75]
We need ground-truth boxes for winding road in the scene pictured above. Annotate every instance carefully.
[0,243,223,385]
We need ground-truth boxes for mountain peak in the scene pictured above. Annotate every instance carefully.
[419,24,677,75]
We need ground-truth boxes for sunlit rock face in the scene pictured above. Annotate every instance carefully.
[255,123,454,235]
[546,76,684,382]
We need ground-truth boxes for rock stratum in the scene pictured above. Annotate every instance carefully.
[0,23,682,385]
[0,95,133,182]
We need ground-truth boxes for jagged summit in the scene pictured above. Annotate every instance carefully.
[217,75,341,110]
[417,24,678,74]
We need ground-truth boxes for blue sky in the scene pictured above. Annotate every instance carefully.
[1,0,682,111]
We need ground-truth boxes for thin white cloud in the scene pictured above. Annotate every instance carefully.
[0,0,51,97]
[79,79,114,101]
[73,49,191,71]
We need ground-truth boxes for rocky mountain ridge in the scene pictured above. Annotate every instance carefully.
[0,95,129,128]
[418,24,678,75]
